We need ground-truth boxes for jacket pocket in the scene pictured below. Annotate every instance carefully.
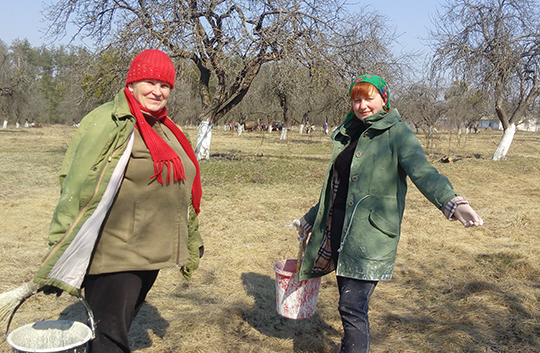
[368,209,399,238]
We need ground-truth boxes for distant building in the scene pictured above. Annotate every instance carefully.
[477,117,499,130]
[517,118,540,132]
[476,116,539,132]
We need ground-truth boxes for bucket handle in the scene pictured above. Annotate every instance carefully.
[6,294,96,340]
[292,219,307,280]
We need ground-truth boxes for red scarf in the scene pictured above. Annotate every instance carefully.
[124,88,202,214]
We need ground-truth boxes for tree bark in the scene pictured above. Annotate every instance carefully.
[195,120,214,160]
[492,123,516,161]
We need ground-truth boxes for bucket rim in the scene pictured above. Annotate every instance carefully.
[6,320,93,352]
[273,258,298,277]
[5,294,96,353]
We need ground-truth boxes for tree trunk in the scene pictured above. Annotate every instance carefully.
[195,120,214,160]
[492,123,516,161]
[280,127,288,140]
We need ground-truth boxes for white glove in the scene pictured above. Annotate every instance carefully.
[293,219,308,241]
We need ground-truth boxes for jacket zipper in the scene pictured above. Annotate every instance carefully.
[337,194,371,253]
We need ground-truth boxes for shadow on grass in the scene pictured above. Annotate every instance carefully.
[59,300,169,351]
[130,303,169,349]
[241,272,340,352]
[372,277,540,352]
[208,151,329,163]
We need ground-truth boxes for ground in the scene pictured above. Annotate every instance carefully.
[1,126,539,352]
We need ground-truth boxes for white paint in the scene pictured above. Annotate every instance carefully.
[2,120,7,129]
[493,123,516,161]
[280,127,287,140]
[195,121,213,160]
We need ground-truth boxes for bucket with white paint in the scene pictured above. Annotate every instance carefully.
[6,296,95,353]
[273,258,321,319]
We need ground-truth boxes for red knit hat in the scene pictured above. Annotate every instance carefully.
[126,49,176,88]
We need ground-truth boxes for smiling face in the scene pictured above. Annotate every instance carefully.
[351,83,386,121]
[128,79,171,112]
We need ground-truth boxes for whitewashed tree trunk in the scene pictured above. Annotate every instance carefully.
[237,124,244,136]
[280,127,287,140]
[195,121,213,160]
[2,120,7,129]
[268,125,272,133]
[493,123,516,161]
[299,124,304,134]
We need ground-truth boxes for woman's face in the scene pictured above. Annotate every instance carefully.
[128,79,171,112]
[352,88,385,121]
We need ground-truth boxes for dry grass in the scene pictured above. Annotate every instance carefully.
[1,125,539,353]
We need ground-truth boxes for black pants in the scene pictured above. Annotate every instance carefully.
[337,276,378,353]
[83,270,159,353]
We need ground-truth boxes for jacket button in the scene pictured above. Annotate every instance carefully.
[351,176,358,182]
[355,151,362,158]
[348,200,354,207]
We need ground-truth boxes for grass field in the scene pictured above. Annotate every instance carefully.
[0,125,539,353]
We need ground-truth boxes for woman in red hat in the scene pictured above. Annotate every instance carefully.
[33,49,203,353]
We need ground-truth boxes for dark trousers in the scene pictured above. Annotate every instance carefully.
[337,276,378,353]
[83,270,159,353]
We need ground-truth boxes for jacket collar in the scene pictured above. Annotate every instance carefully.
[363,108,401,130]
[337,108,401,137]
[112,88,136,121]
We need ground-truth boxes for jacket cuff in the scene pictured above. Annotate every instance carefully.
[300,216,313,232]
[444,196,469,220]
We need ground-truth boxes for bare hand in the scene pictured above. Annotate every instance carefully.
[453,204,483,227]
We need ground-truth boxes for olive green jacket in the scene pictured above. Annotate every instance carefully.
[299,109,457,281]
[33,89,202,295]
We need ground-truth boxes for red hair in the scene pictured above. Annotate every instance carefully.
[350,82,389,111]
[350,82,379,100]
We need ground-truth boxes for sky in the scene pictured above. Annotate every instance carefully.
[347,0,443,54]
[0,0,85,47]
[1,0,443,55]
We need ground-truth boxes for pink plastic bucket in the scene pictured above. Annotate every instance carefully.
[273,259,321,319]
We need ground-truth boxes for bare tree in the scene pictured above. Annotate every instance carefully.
[264,60,305,128]
[44,0,342,158]
[428,0,540,160]
[444,80,489,132]
[395,81,447,152]
[44,0,404,159]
